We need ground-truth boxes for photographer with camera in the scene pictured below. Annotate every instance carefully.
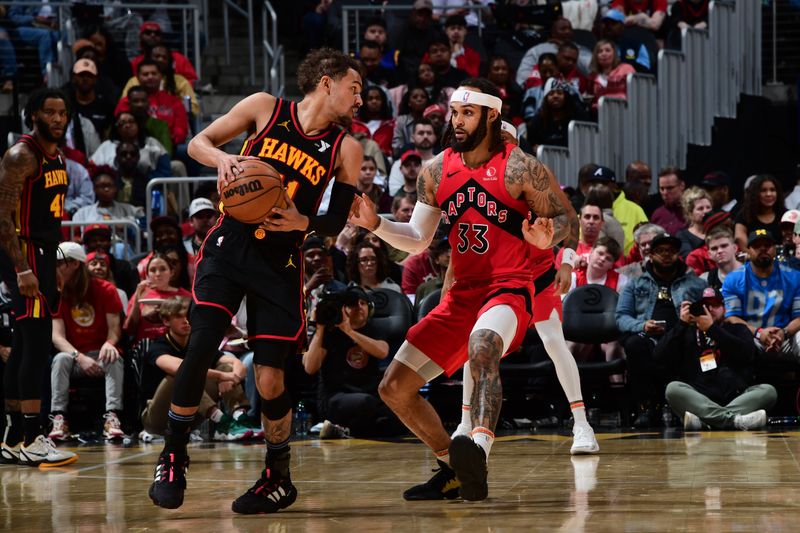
[655,288,775,431]
[303,285,402,439]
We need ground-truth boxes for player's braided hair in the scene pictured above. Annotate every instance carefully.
[297,48,364,95]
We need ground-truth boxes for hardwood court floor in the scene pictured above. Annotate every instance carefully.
[3,430,800,532]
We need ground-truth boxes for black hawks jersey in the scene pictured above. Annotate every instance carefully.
[238,97,347,248]
[15,134,68,245]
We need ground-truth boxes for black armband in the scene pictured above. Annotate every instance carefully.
[306,181,358,236]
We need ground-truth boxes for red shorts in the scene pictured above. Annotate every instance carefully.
[531,283,563,324]
[406,277,534,377]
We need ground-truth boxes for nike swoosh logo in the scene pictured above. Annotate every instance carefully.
[446,171,458,177]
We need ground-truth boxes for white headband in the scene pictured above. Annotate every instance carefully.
[450,88,502,113]
[500,121,517,139]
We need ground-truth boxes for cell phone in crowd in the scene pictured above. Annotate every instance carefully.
[653,320,667,327]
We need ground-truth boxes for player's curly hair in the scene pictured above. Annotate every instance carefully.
[296,48,363,95]
[24,88,70,129]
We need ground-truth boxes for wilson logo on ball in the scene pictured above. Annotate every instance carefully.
[223,180,265,199]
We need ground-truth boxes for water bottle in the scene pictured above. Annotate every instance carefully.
[294,401,310,437]
[151,188,164,216]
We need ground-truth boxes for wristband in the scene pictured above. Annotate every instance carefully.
[16,269,32,276]
[561,248,577,268]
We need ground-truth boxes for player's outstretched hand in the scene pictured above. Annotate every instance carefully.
[348,193,381,231]
[522,217,554,249]
[215,154,259,194]
[553,262,572,295]
[262,192,309,232]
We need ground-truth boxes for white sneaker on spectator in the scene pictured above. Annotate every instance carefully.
[683,411,703,431]
[734,410,767,430]
[48,414,70,442]
[0,442,20,464]
[103,412,124,440]
[18,435,78,468]
[570,423,600,455]
[319,420,350,440]
[138,430,164,443]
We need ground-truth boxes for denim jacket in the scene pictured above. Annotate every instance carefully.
[615,263,707,333]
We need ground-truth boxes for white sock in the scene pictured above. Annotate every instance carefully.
[471,427,494,458]
[571,401,588,425]
[435,448,450,466]
[453,362,474,438]
[209,408,224,423]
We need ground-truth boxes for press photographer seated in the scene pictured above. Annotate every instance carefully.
[303,285,403,439]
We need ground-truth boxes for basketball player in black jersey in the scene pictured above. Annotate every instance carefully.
[149,48,364,514]
[0,88,77,467]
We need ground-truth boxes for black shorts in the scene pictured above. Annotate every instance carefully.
[192,216,305,345]
[0,240,59,320]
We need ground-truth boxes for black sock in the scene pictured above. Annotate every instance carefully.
[266,437,291,478]
[22,414,40,446]
[4,412,23,446]
[164,410,193,454]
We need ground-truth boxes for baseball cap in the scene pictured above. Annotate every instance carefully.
[301,236,325,252]
[603,9,626,23]
[73,58,97,76]
[150,215,180,232]
[140,21,162,35]
[588,165,616,183]
[696,286,724,305]
[82,223,111,239]
[413,0,433,11]
[650,232,681,251]
[699,171,731,188]
[400,150,423,165]
[701,209,731,233]
[423,104,446,118]
[747,229,776,247]
[72,38,96,55]
[781,209,800,225]
[86,250,110,267]
[188,198,216,218]
[57,242,87,263]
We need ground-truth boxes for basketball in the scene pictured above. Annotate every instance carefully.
[221,160,287,224]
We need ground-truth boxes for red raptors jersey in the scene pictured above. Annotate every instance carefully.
[437,144,552,282]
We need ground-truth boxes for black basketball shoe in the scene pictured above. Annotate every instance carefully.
[231,468,298,514]
[449,435,488,501]
[403,460,460,500]
[149,451,190,509]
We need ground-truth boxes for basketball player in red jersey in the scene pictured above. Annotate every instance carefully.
[0,88,78,468]
[350,78,578,501]
[438,123,598,495]
[149,48,364,513]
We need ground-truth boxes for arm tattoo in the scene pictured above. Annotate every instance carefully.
[417,153,444,208]
[0,145,37,270]
[508,149,576,247]
[468,329,504,431]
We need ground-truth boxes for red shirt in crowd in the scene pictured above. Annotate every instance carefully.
[611,0,668,15]
[56,278,123,354]
[127,287,192,343]
[686,245,715,275]
[574,268,621,291]
[523,67,588,94]
[351,118,395,158]
[115,90,188,146]
[401,250,438,295]
[588,63,637,111]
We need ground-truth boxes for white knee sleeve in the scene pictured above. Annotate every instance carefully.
[536,311,583,403]
[471,305,518,356]
[394,341,445,383]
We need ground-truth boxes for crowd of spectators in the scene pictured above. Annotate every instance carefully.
[6,0,796,444]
